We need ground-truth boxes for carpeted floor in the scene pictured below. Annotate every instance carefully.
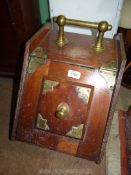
[0,77,130,175]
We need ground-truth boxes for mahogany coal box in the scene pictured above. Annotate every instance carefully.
[12,19,126,162]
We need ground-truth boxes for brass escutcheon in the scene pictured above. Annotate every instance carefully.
[55,102,69,119]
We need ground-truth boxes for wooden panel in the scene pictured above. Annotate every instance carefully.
[40,30,116,68]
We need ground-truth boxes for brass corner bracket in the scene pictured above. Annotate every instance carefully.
[53,15,112,52]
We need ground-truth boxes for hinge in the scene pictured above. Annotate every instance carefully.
[28,46,47,74]
[99,60,118,90]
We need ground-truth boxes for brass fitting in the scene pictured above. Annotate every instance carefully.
[53,15,68,47]
[55,102,69,119]
[53,15,112,52]
[93,21,111,52]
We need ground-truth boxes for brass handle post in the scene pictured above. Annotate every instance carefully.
[53,15,68,47]
[94,21,112,51]
[53,15,112,51]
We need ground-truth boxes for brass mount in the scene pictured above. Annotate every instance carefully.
[53,15,112,52]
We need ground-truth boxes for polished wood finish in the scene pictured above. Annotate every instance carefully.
[0,0,40,76]
[12,25,126,162]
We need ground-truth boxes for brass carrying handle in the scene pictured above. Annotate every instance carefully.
[53,15,112,52]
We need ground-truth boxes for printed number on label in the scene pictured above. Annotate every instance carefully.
[67,70,81,79]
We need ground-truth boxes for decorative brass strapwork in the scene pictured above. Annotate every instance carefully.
[66,124,84,139]
[99,60,118,90]
[28,46,47,74]
[53,15,112,51]
[36,113,50,130]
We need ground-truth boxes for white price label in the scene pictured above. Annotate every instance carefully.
[67,70,81,79]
